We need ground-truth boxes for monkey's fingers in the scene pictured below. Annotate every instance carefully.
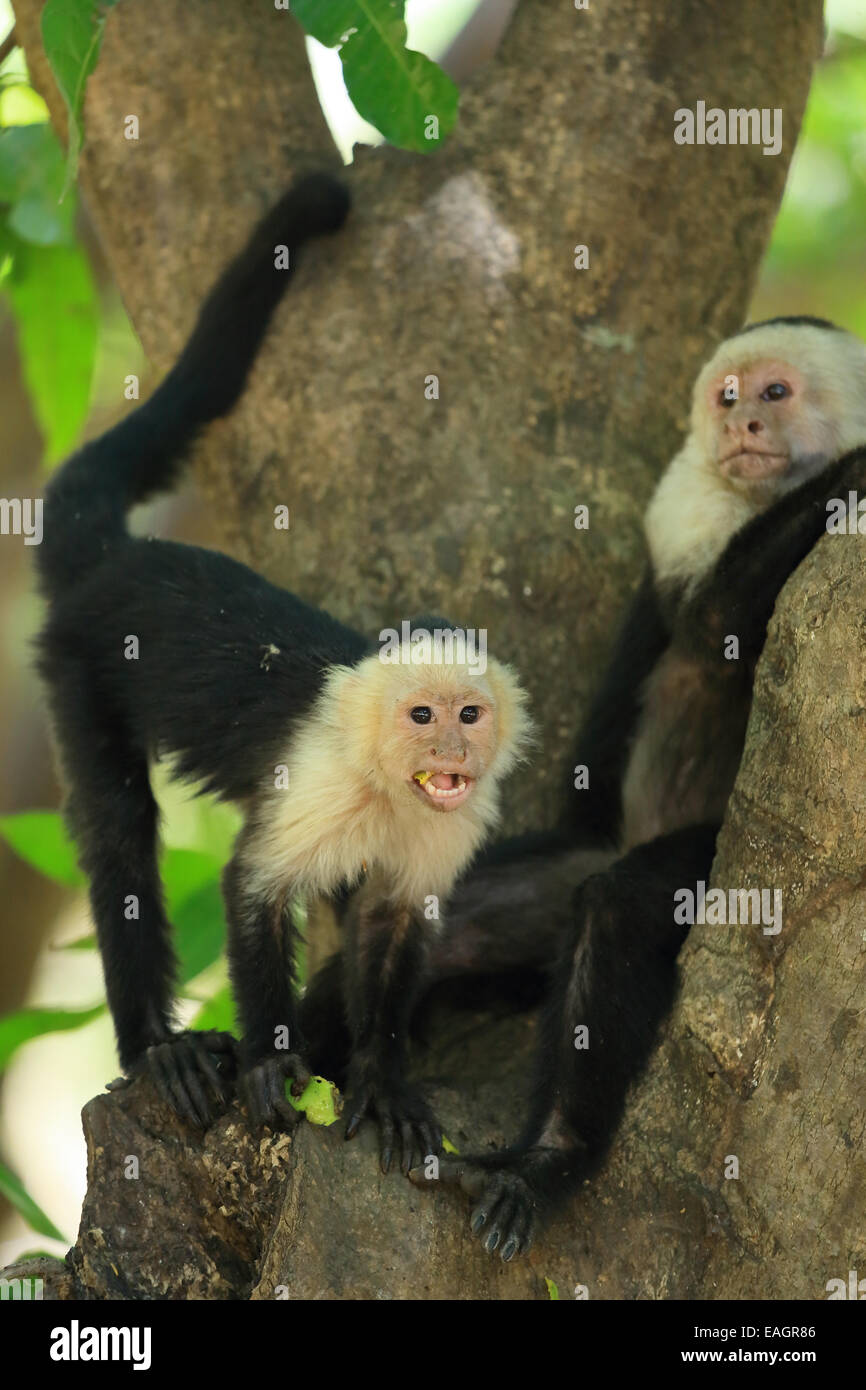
[379,1113,396,1174]
[240,1054,308,1129]
[147,1040,213,1128]
[344,1090,371,1141]
[190,1041,231,1105]
[399,1116,442,1177]
[470,1170,535,1261]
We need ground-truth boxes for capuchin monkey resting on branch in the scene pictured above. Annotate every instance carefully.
[302,316,866,1257]
[34,174,530,1175]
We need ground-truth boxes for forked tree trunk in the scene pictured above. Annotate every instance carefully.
[8,0,854,1301]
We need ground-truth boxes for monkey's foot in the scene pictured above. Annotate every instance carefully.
[409,1146,573,1261]
[239,1052,312,1130]
[344,1073,441,1176]
[112,1029,240,1129]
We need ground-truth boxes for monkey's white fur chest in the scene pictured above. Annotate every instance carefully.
[645,440,759,588]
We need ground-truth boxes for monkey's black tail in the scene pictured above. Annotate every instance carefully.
[36,171,350,596]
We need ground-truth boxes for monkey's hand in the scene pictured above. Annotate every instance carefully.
[110,1029,239,1129]
[344,1058,441,1176]
[409,1149,557,1261]
[238,1051,312,1130]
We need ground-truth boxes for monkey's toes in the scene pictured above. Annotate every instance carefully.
[468,1169,536,1261]
[344,1083,441,1175]
[142,1030,237,1128]
[408,1156,536,1260]
[239,1052,312,1130]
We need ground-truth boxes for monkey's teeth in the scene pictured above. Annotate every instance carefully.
[423,775,468,799]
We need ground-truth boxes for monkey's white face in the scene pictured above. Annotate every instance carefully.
[394,688,498,813]
[693,322,866,505]
[701,356,837,498]
[330,654,531,826]
[646,322,866,590]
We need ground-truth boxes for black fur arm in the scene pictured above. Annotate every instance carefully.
[678,444,866,663]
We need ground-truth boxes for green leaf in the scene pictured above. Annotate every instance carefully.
[190,983,236,1035]
[40,0,121,193]
[162,849,226,984]
[293,0,457,153]
[172,881,227,985]
[0,811,84,887]
[0,1004,105,1072]
[0,1157,67,1242]
[162,847,223,907]
[4,235,98,462]
[545,1276,560,1300]
[0,124,75,246]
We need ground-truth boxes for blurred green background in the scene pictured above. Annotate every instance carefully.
[0,0,863,1265]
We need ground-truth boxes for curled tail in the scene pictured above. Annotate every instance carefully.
[36,171,350,596]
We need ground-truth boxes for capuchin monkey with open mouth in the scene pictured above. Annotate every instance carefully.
[34,174,530,1175]
[304,316,866,1256]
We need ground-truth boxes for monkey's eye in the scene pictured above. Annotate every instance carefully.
[459,706,480,724]
[410,706,433,724]
[718,391,735,409]
[761,382,789,402]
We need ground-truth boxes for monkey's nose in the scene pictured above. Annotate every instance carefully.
[747,419,763,434]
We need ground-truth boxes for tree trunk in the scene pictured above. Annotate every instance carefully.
[8,0,852,1301]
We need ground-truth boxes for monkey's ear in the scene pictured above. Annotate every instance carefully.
[485,659,534,771]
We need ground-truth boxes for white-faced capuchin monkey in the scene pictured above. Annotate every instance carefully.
[301,315,866,1256]
[34,173,530,1175]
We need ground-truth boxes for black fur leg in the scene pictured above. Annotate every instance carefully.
[238,1051,312,1130]
[341,880,438,1174]
[414,826,720,1255]
[224,849,311,1131]
[297,953,351,1084]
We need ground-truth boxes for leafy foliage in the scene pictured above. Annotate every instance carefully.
[293,0,458,152]
[751,37,866,334]
[0,43,99,463]
[0,1158,67,1242]
[40,0,121,191]
[0,1003,105,1072]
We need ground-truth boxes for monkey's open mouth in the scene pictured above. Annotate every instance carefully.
[720,451,789,480]
[410,771,474,810]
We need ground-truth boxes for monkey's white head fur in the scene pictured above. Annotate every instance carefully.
[646,321,866,588]
[249,651,532,907]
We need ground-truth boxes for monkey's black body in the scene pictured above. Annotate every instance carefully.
[41,539,368,804]
[35,174,378,1125]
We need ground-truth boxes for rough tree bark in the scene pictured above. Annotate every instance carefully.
[6,0,857,1301]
